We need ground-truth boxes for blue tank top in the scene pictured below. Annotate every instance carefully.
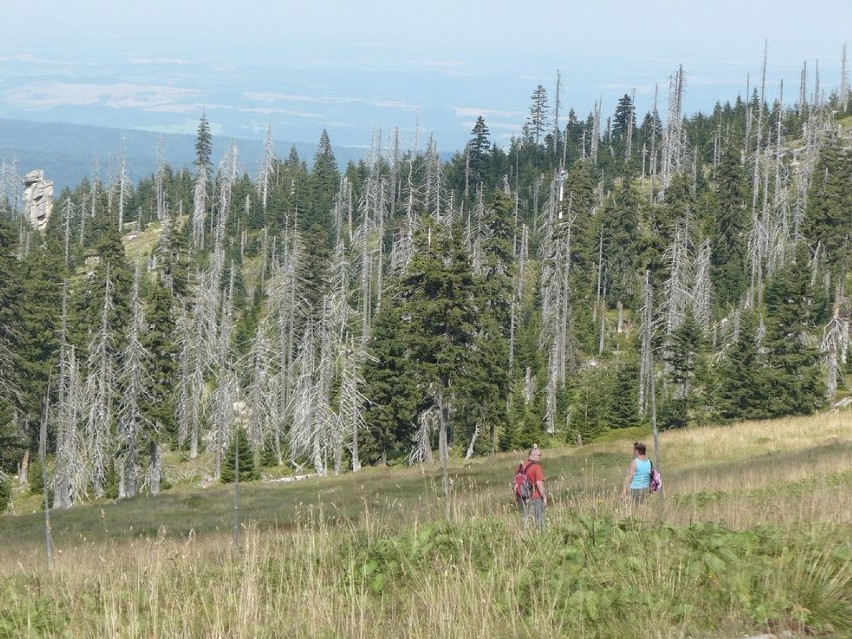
[630,459,652,489]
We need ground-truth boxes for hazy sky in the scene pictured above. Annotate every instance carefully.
[1,0,849,152]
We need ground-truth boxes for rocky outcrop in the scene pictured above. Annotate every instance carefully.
[23,169,53,230]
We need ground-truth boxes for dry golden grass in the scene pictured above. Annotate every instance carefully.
[0,411,849,638]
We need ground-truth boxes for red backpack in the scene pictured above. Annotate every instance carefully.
[513,462,538,500]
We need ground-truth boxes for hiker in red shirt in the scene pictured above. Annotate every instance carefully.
[515,446,546,530]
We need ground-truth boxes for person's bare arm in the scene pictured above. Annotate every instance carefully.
[536,480,546,506]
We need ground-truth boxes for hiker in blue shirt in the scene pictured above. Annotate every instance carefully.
[621,441,651,506]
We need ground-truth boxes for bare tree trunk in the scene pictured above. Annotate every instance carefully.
[18,449,29,487]
[639,272,653,417]
[822,308,845,401]
[39,393,54,569]
[148,442,161,496]
[54,288,80,510]
[257,124,275,215]
[116,142,129,231]
[85,268,116,498]
[437,392,451,521]
[465,426,479,460]
[155,138,167,222]
[617,300,624,334]
[233,430,240,552]
[649,86,659,204]
[117,262,150,499]
[840,44,849,112]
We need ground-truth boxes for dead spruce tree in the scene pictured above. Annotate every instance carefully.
[245,318,273,465]
[257,124,275,216]
[390,141,425,275]
[539,174,576,433]
[211,269,238,480]
[639,271,657,418]
[327,237,369,472]
[822,304,846,402]
[178,252,225,459]
[53,284,84,509]
[357,159,389,312]
[338,335,367,472]
[115,143,131,231]
[692,239,713,334]
[508,222,530,373]
[663,217,694,339]
[213,142,239,244]
[288,320,327,475]
[61,197,74,267]
[155,138,168,223]
[424,135,448,224]
[766,89,793,277]
[115,262,152,498]
[83,267,117,498]
[266,232,302,466]
[661,66,686,192]
[38,392,53,568]
[192,161,208,248]
[467,187,486,274]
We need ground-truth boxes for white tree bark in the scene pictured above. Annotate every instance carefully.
[661,66,685,191]
[211,269,237,479]
[116,262,152,498]
[192,165,208,249]
[116,142,130,231]
[155,138,168,222]
[53,285,84,509]
[663,217,693,337]
[409,405,436,465]
[288,321,326,475]
[257,124,275,214]
[84,267,116,498]
[338,337,367,472]
[214,142,240,245]
[639,271,656,417]
[246,319,273,462]
[822,309,844,401]
[692,239,713,333]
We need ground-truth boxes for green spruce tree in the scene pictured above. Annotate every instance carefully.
[712,144,749,308]
[221,426,258,483]
[716,310,770,421]
[763,243,826,417]
[363,299,419,464]
[802,138,852,276]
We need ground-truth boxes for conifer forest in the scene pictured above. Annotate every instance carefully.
[1,56,851,507]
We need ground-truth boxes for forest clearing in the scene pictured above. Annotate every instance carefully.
[1,410,849,638]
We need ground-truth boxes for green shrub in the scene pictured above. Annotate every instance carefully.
[0,477,10,513]
[28,458,45,494]
[104,462,119,499]
[28,458,55,504]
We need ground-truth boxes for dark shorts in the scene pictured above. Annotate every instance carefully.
[630,488,649,506]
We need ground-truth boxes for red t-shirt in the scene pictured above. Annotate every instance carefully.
[525,462,544,499]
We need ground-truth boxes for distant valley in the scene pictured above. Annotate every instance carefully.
[0,118,370,192]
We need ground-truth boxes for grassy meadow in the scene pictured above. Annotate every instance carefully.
[0,412,850,638]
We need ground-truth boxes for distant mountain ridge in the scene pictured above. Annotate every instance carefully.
[0,119,370,192]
